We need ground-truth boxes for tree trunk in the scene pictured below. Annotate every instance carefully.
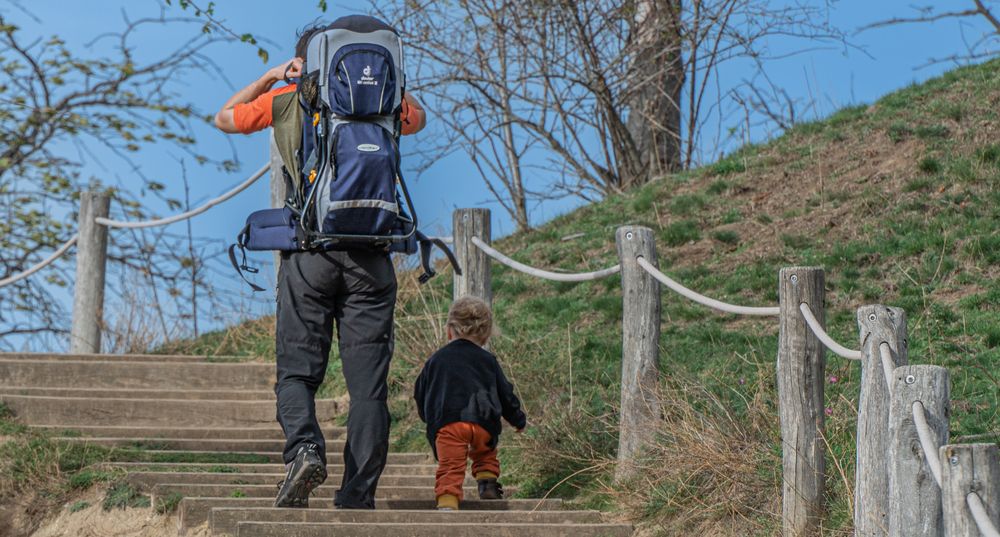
[626,0,684,184]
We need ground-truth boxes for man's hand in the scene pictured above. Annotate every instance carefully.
[268,58,303,83]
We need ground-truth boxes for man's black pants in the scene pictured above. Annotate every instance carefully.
[274,248,396,509]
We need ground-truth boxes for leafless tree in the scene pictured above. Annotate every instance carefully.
[375,0,846,230]
[0,6,239,349]
[860,1,1000,65]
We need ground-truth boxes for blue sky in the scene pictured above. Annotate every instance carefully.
[4,0,995,340]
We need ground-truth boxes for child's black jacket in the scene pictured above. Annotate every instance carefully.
[413,338,527,457]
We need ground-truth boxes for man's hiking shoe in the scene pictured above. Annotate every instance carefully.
[274,443,327,508]
[477,478,504,500]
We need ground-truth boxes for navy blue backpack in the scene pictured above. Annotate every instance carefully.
[230,15,460,290]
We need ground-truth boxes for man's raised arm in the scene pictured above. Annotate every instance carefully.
[214,58,303,134]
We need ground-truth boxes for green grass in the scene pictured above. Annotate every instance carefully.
[102,482,150,510]
[151,58,1000,536]
[68,500,91,513]
[712,230,740,245]
[154,492,184,514]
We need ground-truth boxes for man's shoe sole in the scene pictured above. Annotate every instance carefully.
[273,458,327,508]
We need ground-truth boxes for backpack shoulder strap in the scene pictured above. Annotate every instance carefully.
[271,90,304,188]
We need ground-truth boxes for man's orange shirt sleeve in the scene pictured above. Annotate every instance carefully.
[232,84,297,134]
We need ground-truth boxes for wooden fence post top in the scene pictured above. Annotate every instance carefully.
[891,364,952,396]
[778,266,825,305]
[615,226,656,264]
[778,265,824,275]
[857,305,908,352]
[940,442,999,471]
[455,207,492,221]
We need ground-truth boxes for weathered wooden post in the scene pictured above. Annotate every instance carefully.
[856,305,908,536]
[941,443,1000,537]
[452,208,492,306]
[614,226,661,482]
[69,191,111,354]
[269,133,286,287]
[888,364,949,537]
[777,267,826,536]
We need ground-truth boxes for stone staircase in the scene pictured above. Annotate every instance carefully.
[0,353,633,536]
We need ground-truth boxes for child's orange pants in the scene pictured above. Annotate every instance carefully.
[434,421,501,500]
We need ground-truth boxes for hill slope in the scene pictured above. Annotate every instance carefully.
[159,58,1000,535]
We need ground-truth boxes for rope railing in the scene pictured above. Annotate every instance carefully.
[470,236,620,282]
[0,164,267,289]
[636,256,780,316]
[912,401,943,487]
[967,492,1000,537]
[879,342,896,393]
[0,234,79,289]
[798,302,863,360]
[95,164,268,229]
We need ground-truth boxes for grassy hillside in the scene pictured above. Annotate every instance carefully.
[159,59,1000,535]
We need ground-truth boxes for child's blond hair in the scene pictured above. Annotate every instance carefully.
[447,296,493,343]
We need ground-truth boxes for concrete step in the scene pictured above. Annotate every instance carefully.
[36,425,328,440]
[54,437,332,453]
[109,450,430,465]
[152,483,491,502]
[0,352,243,363]
[235,522,633,537]
[0,360,275,389]
[99,462,439,475]
[0,395,340,427]
[178,497,566,531]
[128,472,458,489]
[211,508,605,537]
[1,387,273,400]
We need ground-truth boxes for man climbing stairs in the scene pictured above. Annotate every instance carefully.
[0,353,633,536]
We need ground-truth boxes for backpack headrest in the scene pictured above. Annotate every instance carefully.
[329,15,398,35]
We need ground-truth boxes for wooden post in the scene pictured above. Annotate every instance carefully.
[777,267,826,537]
[452,208,492,307]
[887,365,949,537]
[269,133,286,288]
[614,226,661,482]
[69,191,111,354]
[855,305,908,536]
[941,443,1000,537]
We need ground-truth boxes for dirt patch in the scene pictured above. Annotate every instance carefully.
[19,488,175,537]
[0,490,57,537]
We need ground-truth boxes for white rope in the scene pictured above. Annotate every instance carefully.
[470,236,620,282]
[798,303,863,359]
[637,257,780,316]
[95,163,268,229]
[879,342,896,394]
[912,401,943,487]
[967,492,1000,537]
[0,235,78,289]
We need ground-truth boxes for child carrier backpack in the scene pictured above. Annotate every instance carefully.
[229,15,460,290]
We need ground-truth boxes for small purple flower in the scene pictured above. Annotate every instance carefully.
[828,375,839,384]
[738,377,746,386]
[825,407,834,416]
